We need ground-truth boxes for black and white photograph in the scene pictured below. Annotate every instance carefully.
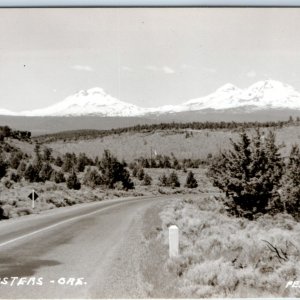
[1,6,300,298]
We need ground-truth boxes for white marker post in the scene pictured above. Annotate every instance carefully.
[32,189,35,209]
[169,225,179,258]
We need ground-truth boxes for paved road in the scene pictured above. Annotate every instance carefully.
[0,196,170,299]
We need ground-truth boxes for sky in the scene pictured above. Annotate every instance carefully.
[0,7,300,111]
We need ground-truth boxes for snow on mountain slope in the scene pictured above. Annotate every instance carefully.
[153,80,300,114]
[0,80,300,117]
[19,87,145,117]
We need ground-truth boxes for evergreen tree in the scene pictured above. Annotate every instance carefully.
[167,171,180,187]
[39,163,54,182]
[76,153,92,172]
[33,143,42,168]
[42,147,53,162]
[62,153,75,173]
[143,173,152,186]
[0,156,7,179]
[66,172,81,190]
[137,167,145,180]
[281,144,300,218]
[51,170,66,183]
[24,163,40,182]
[99,150,133,190]
[9,151,23,169]
[185,171,198,188]
[54,156,63,167]
[159,173,168,186]
[208,130,284,217]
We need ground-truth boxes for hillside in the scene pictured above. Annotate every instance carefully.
[44,125,300,162]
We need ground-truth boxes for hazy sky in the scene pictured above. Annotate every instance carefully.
[1,8,300,111]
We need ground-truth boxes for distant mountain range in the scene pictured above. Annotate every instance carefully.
[2,79,300,117]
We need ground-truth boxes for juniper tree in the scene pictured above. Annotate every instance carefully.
[54,156,63,167]
[159,173,168,186]
[83,168,102,188]
[0,156,7,179]
[208,130,284,217]
[51,170,66,183]
[137,167,145,180]
[99,150,133,190]
[143,173,152,186]
[167,171,180,188]
[66,172,81,190]
[24,163,40,182]
[185,171,198,188]
[281,144,300,218]
[39,163,54,182]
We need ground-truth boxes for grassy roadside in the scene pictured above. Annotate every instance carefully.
[159,175,300,297]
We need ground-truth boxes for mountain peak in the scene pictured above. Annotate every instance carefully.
[74,87,107,98]
[1,80,300,117]
[216,83,239,93]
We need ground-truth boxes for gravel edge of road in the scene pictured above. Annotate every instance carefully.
[139,198,183,298]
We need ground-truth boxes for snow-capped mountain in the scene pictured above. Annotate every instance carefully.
[18,87,145,117]
[1,80,300,117]
[146,80,300,114]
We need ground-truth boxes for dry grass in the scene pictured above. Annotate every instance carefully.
[47,130,237,161]
[46,126,300,162]
[159,180,300,297]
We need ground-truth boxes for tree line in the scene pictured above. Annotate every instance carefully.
[34,118,298,143]
[0,125,31,141]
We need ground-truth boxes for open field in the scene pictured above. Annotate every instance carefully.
[46,125,300,161]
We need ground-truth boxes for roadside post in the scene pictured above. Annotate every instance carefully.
[28,190,39,209]
[169,225,179,258]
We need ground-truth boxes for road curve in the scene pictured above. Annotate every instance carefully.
[0,195,171,299]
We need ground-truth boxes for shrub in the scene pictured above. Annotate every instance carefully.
[62,153,77,173]
[143,173,152,186]
[167,171,180,188]
[83,168,102,188]
[54,156,63,167]
[3,179,13,189]
[24,163,40,182]
[159,173,168,186]
[42,146,53,162]
[132,166,138,177]
[137,167,145,180]
[39,163,54,182]
[51,170,66,183]
[114,181,124,190]
[185,171,198,188]
[9,151,23,169]
[76,153,93,172]
[66,172,81,190]
[10,172,21,182]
